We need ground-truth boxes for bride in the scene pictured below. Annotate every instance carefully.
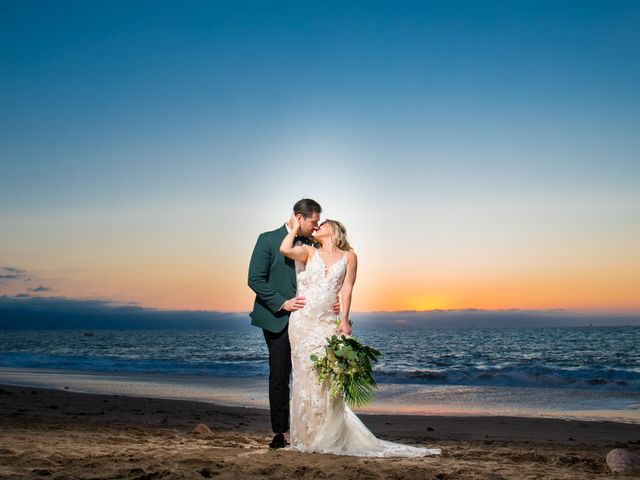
[280,217,442,457]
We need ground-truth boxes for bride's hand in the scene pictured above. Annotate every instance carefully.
[337,319,351,336]
[288,213,301,233]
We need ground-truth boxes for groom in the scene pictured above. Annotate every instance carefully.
[248,198,338,449]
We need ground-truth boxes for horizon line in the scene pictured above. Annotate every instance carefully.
[2,295,639,316]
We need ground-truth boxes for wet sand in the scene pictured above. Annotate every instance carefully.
[1,384,639,479]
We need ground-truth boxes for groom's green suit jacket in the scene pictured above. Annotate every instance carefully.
[248,225,297,333]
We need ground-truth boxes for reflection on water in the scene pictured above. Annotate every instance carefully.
[1,367,639,423]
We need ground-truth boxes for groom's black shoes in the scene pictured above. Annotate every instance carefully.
[269,433,287,449]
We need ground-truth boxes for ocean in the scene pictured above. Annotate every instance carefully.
[1,326,639,422]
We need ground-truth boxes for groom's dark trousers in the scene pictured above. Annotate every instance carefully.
[248,225,297,434]
[262,326,292,433]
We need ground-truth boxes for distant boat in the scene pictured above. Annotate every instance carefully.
[83,332,94,337]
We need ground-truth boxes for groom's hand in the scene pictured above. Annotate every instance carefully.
[282,296,306,312]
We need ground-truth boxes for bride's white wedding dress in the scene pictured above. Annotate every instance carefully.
[288,249,442,457]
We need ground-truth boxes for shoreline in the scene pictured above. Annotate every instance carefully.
[1,384,640,478]
[1,366,639,425]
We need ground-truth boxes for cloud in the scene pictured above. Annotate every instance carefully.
[2,267,26,274]
[28,285,52,292]
[0,295,249,330]
[0,296,638,330]
[0,266,30,282]
[352,309,640,329]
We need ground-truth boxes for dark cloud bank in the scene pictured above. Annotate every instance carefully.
[1,296,638,330]
[0,296,247,330]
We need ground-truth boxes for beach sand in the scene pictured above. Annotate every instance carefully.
[1,384,639,479]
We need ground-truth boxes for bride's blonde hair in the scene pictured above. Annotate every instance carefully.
[320,219,353,252]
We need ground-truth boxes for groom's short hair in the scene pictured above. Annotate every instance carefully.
[293,198,322,218]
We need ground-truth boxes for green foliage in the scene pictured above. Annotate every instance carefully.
[309,334,382,408]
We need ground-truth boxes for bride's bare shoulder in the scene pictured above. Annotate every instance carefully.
[343,249,357,261]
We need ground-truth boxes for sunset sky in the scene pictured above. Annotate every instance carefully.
[1,1,639,314]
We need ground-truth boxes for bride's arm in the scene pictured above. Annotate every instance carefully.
[279,216,312,263]
[338,251,358,335]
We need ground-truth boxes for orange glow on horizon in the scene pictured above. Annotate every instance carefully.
[403,295,453,312]
[3,234,639,314]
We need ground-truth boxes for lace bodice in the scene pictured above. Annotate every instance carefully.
[289,249,348,387]
[295,249,347,311]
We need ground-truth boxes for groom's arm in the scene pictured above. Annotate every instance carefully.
[248,233,288,314]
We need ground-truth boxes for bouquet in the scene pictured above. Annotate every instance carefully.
[309,321,381,407]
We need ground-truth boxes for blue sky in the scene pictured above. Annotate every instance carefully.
[1,1,639,312]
